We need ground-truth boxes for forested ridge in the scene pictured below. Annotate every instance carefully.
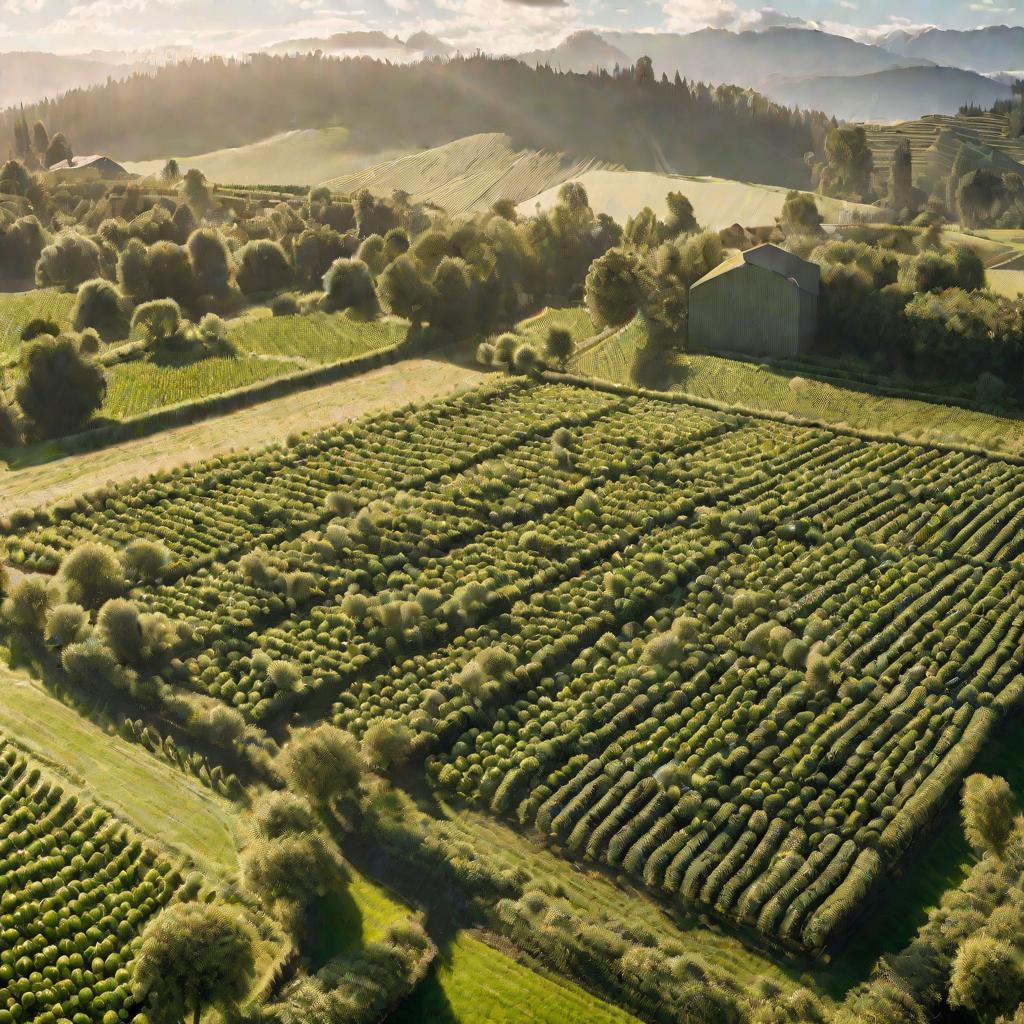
[0,54,831,186]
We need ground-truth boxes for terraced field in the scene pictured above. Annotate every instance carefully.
[8,377,1024,958]
[228,311,408,364]
[864,113,1024,190]
[324,134,617,216]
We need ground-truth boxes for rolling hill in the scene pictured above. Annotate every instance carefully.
[323,133,618,214]
[764,65,1014,123]
[125,127,417,187]
[520,169,881,229]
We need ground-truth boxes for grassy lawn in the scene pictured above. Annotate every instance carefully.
[0,662,239,875]
[394,932,641,1024]
[0,357,487,511]
[229,311,408,364]
[573,318,1024,456]
[0,288,75,356]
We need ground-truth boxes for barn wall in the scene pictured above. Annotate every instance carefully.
[689,264,802,358]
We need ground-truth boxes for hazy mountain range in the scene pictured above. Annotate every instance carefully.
[0,24,1020,124]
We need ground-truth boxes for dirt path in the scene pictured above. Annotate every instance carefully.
[0,358,487,513]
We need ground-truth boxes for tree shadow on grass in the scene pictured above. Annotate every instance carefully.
[630,343,687,392]
[389,936,460,1024]
[305,872,365,971]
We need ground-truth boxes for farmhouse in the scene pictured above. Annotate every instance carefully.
[689,243,819,358]
[46,155,132,182]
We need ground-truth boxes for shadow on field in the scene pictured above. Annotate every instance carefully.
[389,941,460,1024]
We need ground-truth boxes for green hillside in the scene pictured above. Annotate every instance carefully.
[324,133,618,214]
[126,126,415,186]
[520,169,881,228]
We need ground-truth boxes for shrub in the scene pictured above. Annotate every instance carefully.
[321,258,378,316]
[72,278,127,340]
[15,333,106,438]
[235,239,292,296]
[58,541,126,609]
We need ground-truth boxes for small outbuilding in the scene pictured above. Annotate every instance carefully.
[46,155,132,183]
[688,243,819,358]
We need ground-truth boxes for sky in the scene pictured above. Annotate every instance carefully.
[0,0,1020,56]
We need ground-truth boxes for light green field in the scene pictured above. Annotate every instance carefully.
[325,133,614,215]
[229,310,408,363]
[125,127,414,187]
[102,354,296,419]
[0,357,487,510]
[508,306,600,351]
[573,317,1024,455]
[0,663,239,875]
[0,288,75,355]
[988,269,1024,299]
[394,932,641,1024]
[520,169,881,229]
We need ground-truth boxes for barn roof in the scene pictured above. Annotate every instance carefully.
[47,155,127,174]
[694,243,820,296]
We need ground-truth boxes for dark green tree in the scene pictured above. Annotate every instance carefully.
[133,901,255,1024]
[16,334,105,438]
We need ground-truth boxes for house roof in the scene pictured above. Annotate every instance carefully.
[693,243,820,296]
[47,155,127,173]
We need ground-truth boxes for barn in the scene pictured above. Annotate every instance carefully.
[688,243,819,358]
[46,155,132,183]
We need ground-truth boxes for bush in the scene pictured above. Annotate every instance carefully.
[322,258,378,316]
[235,239,292,296]
[72,278,127,340]
[15,333,106,438]
[271,293,300,316]
[58,541,126,609]
[35,231,101,290]
[132,299,182,345]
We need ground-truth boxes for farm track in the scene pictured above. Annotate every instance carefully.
[0,357,486,514]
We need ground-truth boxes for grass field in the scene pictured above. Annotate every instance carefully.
[0,357,487,511]
[508,307,600,351]
[988,269,1024,299]
[102,354,298,418]
[325,133,616,215]
[125,126,416,187]
[520,170,881,228]
[0,662,239,875]
[0,288,74,356]
[573,317,1024,456]
[229,310,408,363]
[394,932,641,1024]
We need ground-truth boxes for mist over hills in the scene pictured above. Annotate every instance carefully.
[764,65,1015,124]
[0,51,151,111]
[518,27,932,91]
[878,25,1024,73]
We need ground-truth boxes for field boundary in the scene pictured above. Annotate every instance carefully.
[543,370,1024,468]
[3,335,411,468]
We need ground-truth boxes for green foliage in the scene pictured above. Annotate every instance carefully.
[15,331,106,437]
[586,248,646,330]
[322,257,378,317]
[275,723,364,806]
[133,900,255,1024]
[72,277,127,340]
[962,774,1017,856]
[35,231,101,290]
[235,239,292,296]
